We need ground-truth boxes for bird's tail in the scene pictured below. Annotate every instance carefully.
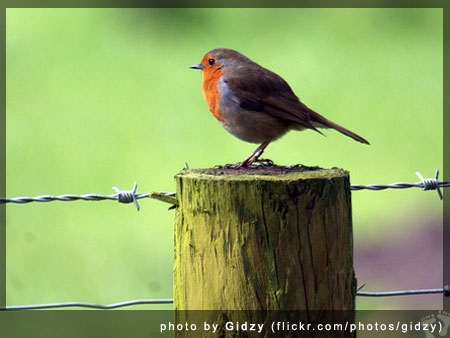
[308,109,370,145]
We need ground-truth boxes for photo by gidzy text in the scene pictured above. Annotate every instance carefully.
[190,48,369,168]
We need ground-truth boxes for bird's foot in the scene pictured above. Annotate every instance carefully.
[215,158,275,169]
[251,158,274,166]
[215,161,252,169]
[215,141,273,169]
[214,162,241,169]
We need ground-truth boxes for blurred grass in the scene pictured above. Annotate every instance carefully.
[6,8,443,310]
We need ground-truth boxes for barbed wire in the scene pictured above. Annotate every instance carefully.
[0,169,447,210]
[1,169,447,311]
[2,285,448,310]
[350,169,446,200]
[0,183,177,211]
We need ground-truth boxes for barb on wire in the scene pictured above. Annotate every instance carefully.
[113,182,141,211]
[416,169,442,199]
[3,286,448,310]
[350,169,448,200]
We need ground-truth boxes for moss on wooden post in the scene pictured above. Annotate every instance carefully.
[174,166,355,311]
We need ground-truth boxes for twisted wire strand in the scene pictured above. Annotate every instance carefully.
[2,299,174,311]
[350,181,449,190]
[356,288,446,297]
[3,286,448,310]
[0,193,150,204]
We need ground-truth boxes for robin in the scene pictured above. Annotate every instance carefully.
[190,48,369,168]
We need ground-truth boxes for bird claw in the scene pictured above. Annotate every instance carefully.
[251,158,274,166]
[215,158,275,169]
[217,163,244,169]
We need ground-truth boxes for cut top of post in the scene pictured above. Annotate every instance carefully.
[175,165,348,182]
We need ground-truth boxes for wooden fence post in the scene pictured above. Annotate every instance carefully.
[173,166,355,326]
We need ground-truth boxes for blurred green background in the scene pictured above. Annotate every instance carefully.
[6,8,443,310]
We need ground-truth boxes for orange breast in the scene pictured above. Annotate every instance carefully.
[201,69,227,122]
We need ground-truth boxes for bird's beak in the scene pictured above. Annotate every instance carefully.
[190,64,204,70]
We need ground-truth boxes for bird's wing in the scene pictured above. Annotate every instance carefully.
[225,67,316,129]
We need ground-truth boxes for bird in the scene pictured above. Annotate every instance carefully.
[190,48,369,168]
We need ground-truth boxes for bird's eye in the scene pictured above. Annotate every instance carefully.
[208,58,215,65]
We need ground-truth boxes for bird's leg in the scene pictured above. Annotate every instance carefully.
[246,141,270,165]
[237,141,270,168]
